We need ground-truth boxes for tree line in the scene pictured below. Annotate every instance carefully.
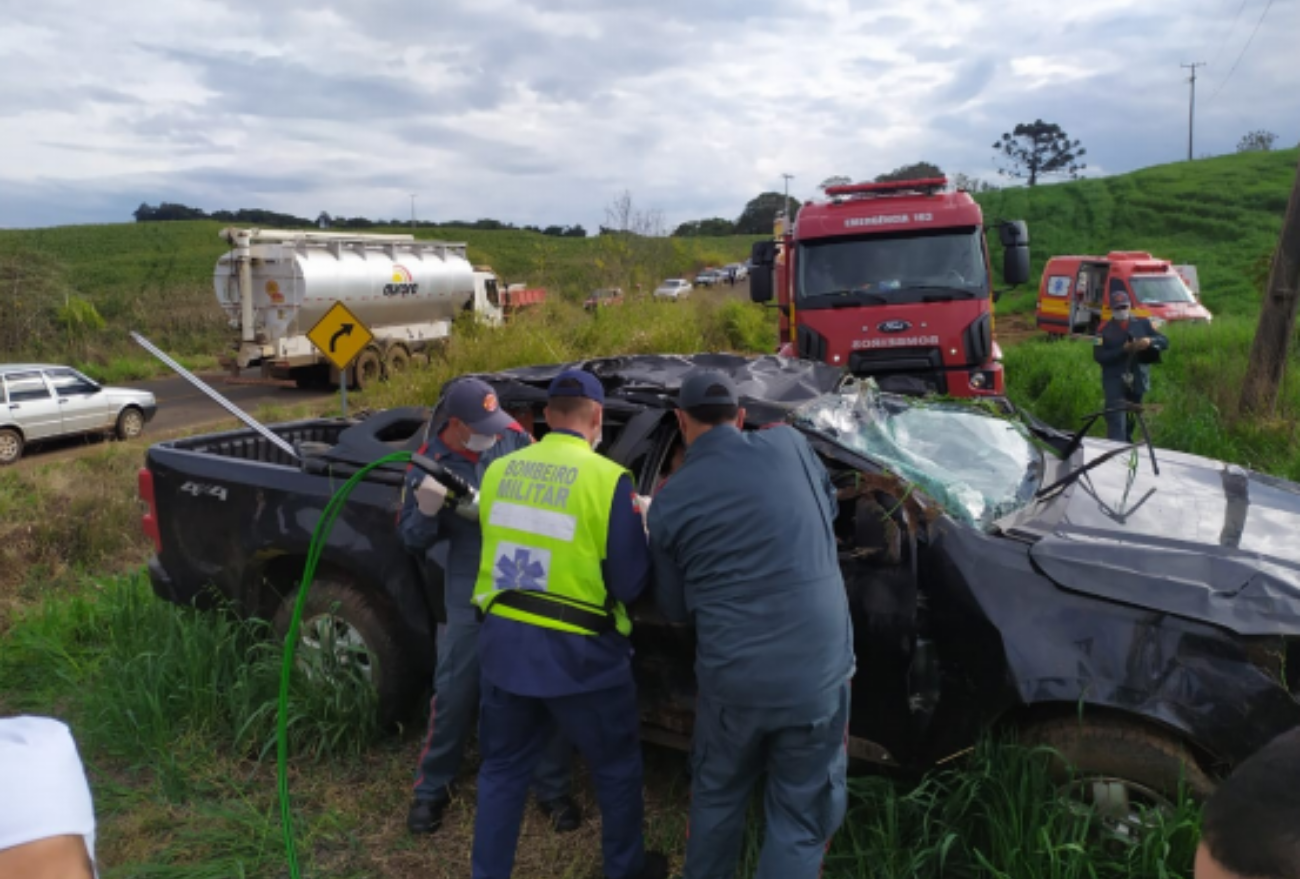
[131,203,587,237]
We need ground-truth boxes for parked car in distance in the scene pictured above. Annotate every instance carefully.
[584,287,625,310]
[694,269,723,287]
[0,364,158,464]
[726,262,748,281]
[653,279,692,301]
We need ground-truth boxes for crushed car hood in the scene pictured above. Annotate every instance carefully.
[1028,441,1300,635]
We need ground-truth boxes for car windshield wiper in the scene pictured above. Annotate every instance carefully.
[1037,406,1161,500]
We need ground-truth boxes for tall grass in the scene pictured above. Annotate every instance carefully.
[362,294,777,410]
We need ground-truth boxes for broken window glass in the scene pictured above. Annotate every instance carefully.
[794,380,1044,530]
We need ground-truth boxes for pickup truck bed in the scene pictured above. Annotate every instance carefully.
[142,407,441,720]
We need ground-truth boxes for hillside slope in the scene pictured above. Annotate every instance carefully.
[977,148,1297,319]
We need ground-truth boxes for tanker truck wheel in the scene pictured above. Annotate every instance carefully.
[351,347,384,391]
[384,344,411,377]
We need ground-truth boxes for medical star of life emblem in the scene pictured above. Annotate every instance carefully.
[494,542,551,592]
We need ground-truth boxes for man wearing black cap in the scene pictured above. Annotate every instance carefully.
[398,377,578,837]
[469,369,665,879]
[1094,287,1169,442]
[646,368,853,879]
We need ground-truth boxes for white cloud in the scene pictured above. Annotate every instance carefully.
[0,0,1296,230]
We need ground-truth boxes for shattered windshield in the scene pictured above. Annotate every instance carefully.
[794,381,1044,530]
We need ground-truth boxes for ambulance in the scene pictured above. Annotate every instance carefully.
[1036,251,1212,337]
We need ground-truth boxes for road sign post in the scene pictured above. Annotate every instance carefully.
[306,301,375,418]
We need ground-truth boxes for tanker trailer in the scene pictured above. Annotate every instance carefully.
[214,228,515,389]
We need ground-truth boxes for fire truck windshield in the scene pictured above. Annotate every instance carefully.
[796,228,988,306]
[1129,275,1197,305]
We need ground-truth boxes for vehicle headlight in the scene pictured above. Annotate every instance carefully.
[969,373,988,390]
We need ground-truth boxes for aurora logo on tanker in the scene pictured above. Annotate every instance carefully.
[383,264,419,297]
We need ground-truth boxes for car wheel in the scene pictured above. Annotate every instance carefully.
[273,577,421,728]
[115,407,145,441]
[0,428,23,465]
[351,347,384,391]
[1024,716,1215,839]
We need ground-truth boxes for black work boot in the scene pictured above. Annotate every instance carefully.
[406,796,449,835]
[537,794,583,833]
[616,850,668,879]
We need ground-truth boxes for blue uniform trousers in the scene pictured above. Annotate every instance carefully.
[472,678,646,879]
[683,681,850,879]
[1102,377,1143,443]
[413,618,571,804]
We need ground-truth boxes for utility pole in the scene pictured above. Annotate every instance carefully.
[1182,62,1206,161]
[1241,154,1300,414]
[781,173,794,229]
[410,193,416,229]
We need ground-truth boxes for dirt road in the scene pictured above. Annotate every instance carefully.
[12,370,338,467]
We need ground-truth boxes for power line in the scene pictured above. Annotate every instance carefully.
[1208,0,1250,69]
[1209,0,1276,102]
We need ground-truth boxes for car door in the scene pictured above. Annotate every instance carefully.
[44,368,109,435]
[3,371,63,440]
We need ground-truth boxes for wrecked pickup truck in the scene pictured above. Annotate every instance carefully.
[143,353,1300,819]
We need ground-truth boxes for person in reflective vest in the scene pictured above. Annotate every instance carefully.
[397,378,578,837]
[469,370,667,879]
[646,368,854,879]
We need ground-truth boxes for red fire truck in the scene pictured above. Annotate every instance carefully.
[749,178,1029,397]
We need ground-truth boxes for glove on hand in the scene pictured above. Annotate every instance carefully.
[415,476,448,516]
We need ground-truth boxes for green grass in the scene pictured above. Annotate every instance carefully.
[979,148,1298,318]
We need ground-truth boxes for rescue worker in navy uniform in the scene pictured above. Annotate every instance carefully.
[646,368,854,879]
[1093,289,1170,442]
[469,370,668,879]
[398,378,579,837]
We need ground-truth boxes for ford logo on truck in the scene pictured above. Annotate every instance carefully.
[878,320,912,333]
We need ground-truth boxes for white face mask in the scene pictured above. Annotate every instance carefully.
[465,432,498,452]
[1114,308,1131,321]
[590,422,603,451]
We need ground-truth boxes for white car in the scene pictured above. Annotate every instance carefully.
[653,279,692,301]
[0,364,158,464]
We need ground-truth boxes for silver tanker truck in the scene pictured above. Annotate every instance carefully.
[215,228,542,389]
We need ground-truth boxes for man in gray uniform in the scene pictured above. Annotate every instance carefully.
[1094,288,1170,442]
[399,378,578,837]
[646,368,854,879]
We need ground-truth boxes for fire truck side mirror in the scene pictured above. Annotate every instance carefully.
[751,240,777,268]
[997,220,1029,248]
[750,266,774,304]
[1004,246,1030,287]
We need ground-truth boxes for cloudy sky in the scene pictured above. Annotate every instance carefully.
[1,0,1296,230]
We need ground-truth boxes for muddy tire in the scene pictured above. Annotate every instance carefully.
[272,577,421,728]
[384,344,411,376]
[1024,716,1215,836]
[115,407,146,441]
[351,347,384,391]
[0,428,23,465]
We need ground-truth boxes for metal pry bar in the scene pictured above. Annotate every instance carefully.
[130,331,302,461]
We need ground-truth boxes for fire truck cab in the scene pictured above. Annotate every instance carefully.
[749,178,1028,398]
[1036,252,1212,338]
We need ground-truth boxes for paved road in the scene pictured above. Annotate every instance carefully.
[12,370,338,467]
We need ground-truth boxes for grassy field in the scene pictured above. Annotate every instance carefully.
[0,220,759,380]
[977,148,1298,320]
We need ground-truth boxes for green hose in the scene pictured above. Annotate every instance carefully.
[277,451,413,879]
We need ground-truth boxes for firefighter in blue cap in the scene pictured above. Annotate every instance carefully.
[1094,288,1170,442]
[469,369,667,879]
[645,367,853,879]
[399,377,579,837]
